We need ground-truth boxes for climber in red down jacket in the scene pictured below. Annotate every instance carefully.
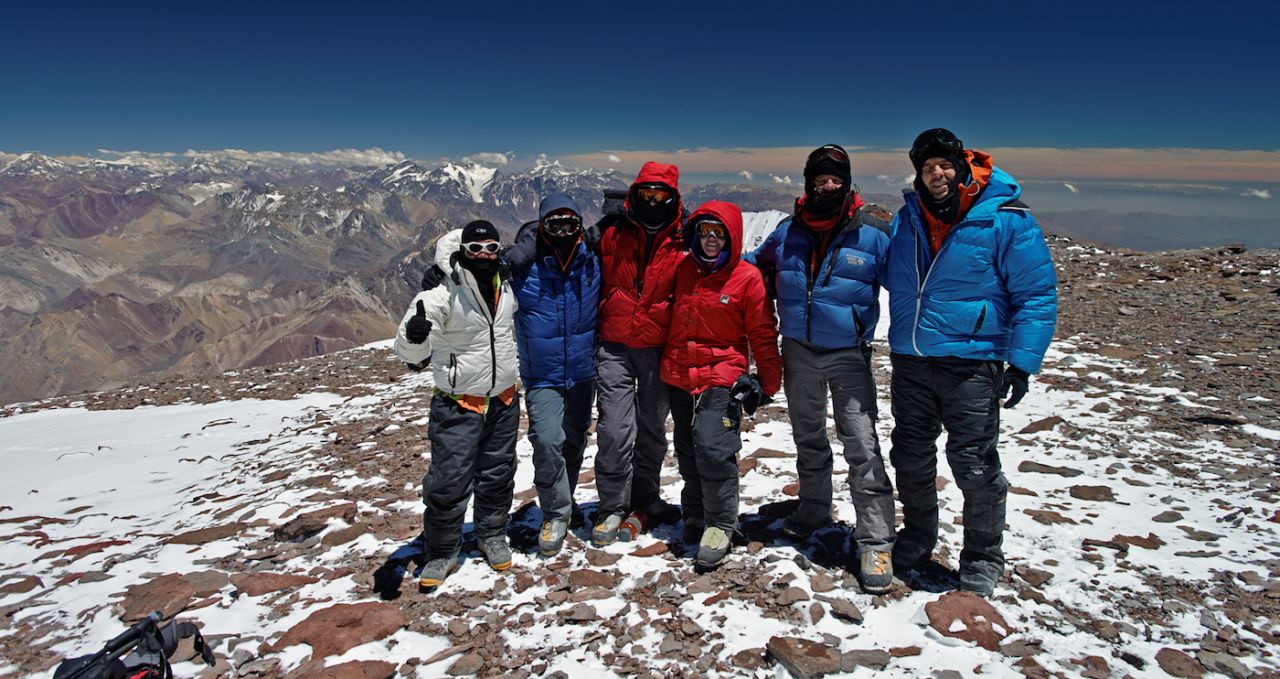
[660,200,782,569]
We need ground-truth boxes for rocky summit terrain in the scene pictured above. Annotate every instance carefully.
[0,236,1277,678]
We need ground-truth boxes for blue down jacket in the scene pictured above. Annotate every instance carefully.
[744,208,888,348]
[511,194,602,389]
[884,166,1058,373]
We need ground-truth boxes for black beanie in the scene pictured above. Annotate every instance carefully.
[909,128,968,178]
[803,144,852,197]
[461,220,499,243]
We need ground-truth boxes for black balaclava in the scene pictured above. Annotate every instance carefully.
[630,183,677,232]
[459,220,500,311]
[803,144,853,219]
[910,128,972,224]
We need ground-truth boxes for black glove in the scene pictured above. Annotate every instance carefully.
[405,300,432,344]
[999,365,1030,409]
[860,342,873,367]
[421,264,446,291]
[730,374,767,416]
[582,224,602,254]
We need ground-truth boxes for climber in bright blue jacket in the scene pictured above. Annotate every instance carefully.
[885,128,1058,599]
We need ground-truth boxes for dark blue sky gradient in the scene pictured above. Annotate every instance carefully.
[3,1,1277,156]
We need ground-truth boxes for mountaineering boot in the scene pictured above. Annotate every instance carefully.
[591,513,627,547]
[538,519,569,557]
[618,510,650,542]
[780,508,832,541]
[682,513,705,544]
[418,554,460,589]
[858,550,894,594]
[477,536,513,571]
[642,499,682,526]
[695,526,732,570]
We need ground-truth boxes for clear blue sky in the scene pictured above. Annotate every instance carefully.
[3,0,1277,157]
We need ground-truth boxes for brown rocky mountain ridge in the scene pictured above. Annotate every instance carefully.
[0,236,1276,677]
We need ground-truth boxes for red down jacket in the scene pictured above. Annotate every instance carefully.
[660,201,782,396]
[598,162,686,348]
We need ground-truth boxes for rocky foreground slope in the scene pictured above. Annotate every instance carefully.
[0,237,1276,678]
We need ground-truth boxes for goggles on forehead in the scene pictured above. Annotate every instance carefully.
[463,241,500,254]
[636,184,673,204]
[807,144,848,165]
[542,214,582,237]
[695,220,728,240]
[909,128,964,164]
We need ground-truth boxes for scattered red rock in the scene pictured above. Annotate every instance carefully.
[272,602,407,658]
[167,522,247,545]
[925,591,1012,651]
[230,572,319,597]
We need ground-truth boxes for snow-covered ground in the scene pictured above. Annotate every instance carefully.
[1,334,1276,677]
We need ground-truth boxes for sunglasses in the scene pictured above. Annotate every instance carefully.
[543,214,582,237]
[812,175,845,188]
[807,144,848,165]
[463,241,500,254]
[695,221,728,240]
[636,185,673,204]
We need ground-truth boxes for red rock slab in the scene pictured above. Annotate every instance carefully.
[631,542,669,557]
[272,601,407,658]
[168,522,247,545]
[284,659,398,679]
[65,539,131,560]
[924,591,1013,651]
[230,572,320,597]
[568,569,617,588]
[0,576,43,595]
[120,573,196,621]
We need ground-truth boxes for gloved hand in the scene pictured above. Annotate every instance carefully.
[860,342,873,367]
[582,224,602,254]
[405,300,432,344]
[999,365,1030,409]
[730,374,767,416]
[421,264,446,291]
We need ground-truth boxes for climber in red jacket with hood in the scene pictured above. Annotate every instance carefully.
[661,200,781,569]
[591,161,688,546]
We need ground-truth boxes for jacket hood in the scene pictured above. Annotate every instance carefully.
[433,229,464,269]
[538,192,582,221]
[905,155,1021,225]
[624,161,683,229]
[684,200,743,272]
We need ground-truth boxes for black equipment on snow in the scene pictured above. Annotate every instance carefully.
[53,611,217,679]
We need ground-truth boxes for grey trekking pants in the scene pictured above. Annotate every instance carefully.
[422,393,520,560]
[526,382,594,523]
[669,386,741,532]
[889,353,1008,591]
[783,337,895,551]
[594,341,671,518]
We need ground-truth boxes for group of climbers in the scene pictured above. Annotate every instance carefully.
[393,128,1058,598]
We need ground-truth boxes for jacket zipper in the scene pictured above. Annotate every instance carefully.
[804,219,851,342]
[973,305,987,334]
[911,208,957,355]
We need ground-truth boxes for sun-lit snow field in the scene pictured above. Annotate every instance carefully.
[1,333,1276,676]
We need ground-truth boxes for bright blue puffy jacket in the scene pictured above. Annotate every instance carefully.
[744,209,888,348]
[510,194,602,389]
[884,166,1058,373]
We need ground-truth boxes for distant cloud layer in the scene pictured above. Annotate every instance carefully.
[563,146,1280,183]
[769,174,793,185]
[461,152,510,166]
[1063,182,1079,194]
[739,170,753,181]
[1242,188,1272,199]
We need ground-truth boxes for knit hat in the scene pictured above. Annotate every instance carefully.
[803,144,852,197]
[909,128,967,177]
[461,219,499,243]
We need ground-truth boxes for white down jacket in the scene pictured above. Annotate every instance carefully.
[394,229,519,396]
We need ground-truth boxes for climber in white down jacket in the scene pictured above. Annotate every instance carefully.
[394,220,521,589]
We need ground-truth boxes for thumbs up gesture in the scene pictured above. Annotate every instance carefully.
[405,300,432,344]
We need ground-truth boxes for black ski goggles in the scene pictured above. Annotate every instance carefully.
[909,128,964,165]
[807,144,848,165]
[542,214,582,237]
[463,241,500,254]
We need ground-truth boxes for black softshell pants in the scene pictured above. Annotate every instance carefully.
[889,354,1008,592]
[668,386,742,532]
[422,392,520,560]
